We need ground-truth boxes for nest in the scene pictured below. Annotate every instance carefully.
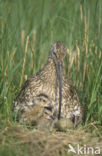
[0,123,102,156]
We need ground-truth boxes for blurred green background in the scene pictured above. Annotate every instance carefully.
[0,0,102,124]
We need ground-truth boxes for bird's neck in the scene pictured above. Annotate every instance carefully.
[43,57,58,81]
[38,57,62,88]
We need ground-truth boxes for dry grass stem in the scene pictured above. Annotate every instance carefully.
[21,29,25,49]
[19,36,29,87]
[83,62,87,83]
[84,16,88,55]
[80,4,83,23]
[4,49,16,76]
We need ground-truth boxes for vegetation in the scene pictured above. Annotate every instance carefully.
[0,0,102,155]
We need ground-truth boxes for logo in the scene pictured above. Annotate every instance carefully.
[68,144,100,155]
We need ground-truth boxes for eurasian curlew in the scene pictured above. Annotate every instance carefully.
[13,41,83,129]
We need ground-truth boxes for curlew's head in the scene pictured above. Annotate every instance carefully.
[49,41,68,62]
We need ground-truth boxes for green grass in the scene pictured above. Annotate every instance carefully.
[1,0,102,123]
[0,0,102,155]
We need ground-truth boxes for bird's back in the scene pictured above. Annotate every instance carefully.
[13,58,57,121]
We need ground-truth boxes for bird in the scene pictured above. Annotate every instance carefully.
[13,41,83,129]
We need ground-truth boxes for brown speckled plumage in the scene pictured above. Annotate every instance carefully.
[13,41,82,128]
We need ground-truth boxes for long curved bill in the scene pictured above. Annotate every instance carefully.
[58,61,62,120]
